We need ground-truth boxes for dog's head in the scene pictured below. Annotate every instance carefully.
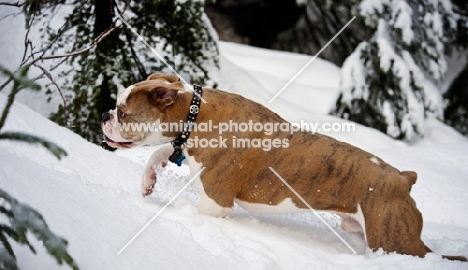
[101,73,184,149]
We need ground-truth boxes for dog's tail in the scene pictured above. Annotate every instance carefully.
[401,171,417,191]
[425,244,468,262]
[442,255,468,261]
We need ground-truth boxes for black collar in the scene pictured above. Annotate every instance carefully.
[168,84,203,166]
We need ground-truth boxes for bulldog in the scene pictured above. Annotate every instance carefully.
[102,73,466,261]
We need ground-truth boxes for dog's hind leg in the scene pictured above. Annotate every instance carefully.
[363,196,428,257]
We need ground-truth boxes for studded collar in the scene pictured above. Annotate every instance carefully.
[168,84,202,166]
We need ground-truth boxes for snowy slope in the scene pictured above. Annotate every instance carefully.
[218,42,341,117]
[1,41,468,269]
[1,92,468,270]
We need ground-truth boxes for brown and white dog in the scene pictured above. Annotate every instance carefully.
[102,73,466,261]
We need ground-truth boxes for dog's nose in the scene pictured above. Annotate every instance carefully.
[102,111,111,123]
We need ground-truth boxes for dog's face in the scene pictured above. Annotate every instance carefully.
[101,73,183,149]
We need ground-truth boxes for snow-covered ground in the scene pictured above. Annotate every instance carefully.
[1,39,467,269]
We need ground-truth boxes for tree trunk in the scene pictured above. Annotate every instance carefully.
[94,0,115,117]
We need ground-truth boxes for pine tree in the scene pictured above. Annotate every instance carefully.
[333,0,458,141]
[271,0,370,66]
[443,0,468,137]
[0,64,75,270]
[0,189,79,270]
[205,0,371,66]
[444,62,468,136]
[22,0,219,144]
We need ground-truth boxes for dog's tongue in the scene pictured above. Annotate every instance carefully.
[103,136,133,149]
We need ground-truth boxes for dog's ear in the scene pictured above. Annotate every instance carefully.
[148,87,178,109]
[146,73,180,83]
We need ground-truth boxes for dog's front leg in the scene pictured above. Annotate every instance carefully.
[141,144,173,196]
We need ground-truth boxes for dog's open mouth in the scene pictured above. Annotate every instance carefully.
[103,135,134,149]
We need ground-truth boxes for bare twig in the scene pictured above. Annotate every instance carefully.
[0,0,29,7]
[0,78,13,92]
[32,25,120,63]
[0,10,23,23]
[23,0,131,65]
[23,2,87,66]
[18,17,41,88]
[2,56,70,94]
[32,63,69,121]
[0,0,131,99]
[21,5,36,65]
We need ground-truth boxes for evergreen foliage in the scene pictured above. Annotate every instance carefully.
[206,0,371,66]
[0,64,67,160]
[0,189,79,270]
[443,0,468,137]
[22,0,219,144]
[271,0,370,66]
[0,64,75,270]
[444,62,468,136]
[333,0,460,141]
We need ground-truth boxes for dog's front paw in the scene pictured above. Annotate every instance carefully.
[141,162,168,196]
[141,165,157,196]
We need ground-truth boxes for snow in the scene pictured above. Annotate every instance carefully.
[382,100,400,138]
[360,0,390,18]
[339,42,369,105]
[218,42,341,115]
[392,0,414,44]
[1,40,468,269]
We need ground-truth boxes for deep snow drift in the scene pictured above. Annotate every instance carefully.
[1,42,467,269]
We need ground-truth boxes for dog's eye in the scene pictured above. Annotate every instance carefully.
[118,109,126,119]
